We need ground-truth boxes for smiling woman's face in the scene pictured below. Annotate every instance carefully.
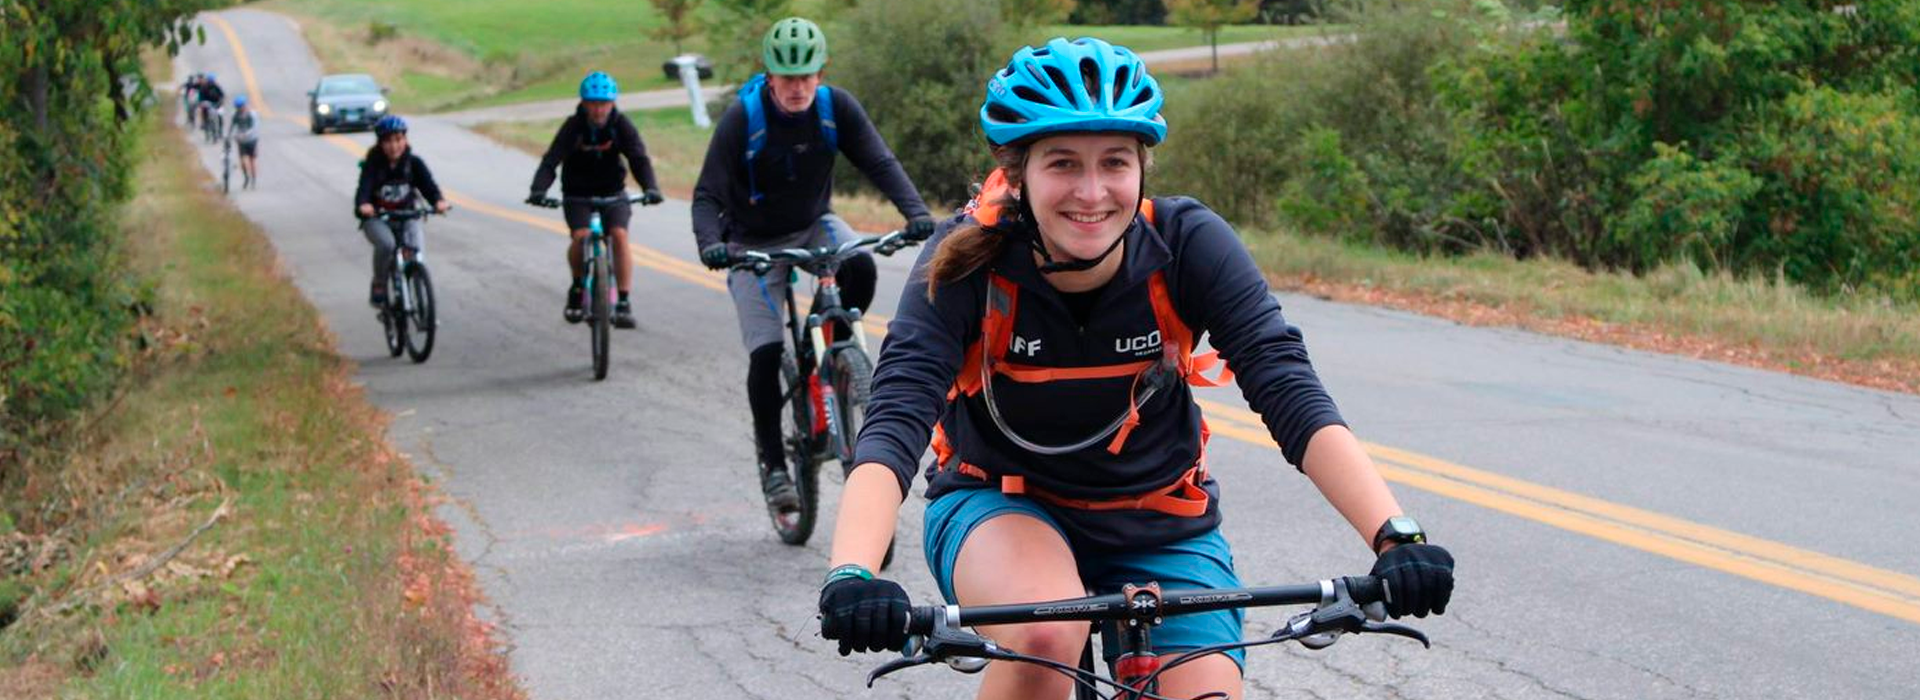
[1021,133,1143,263]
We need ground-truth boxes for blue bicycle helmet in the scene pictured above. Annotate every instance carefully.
[234,95,248,108]
[579,71,618,102]
[373,115,408,136]
[980,37,1166,147]
[204,72,216,82]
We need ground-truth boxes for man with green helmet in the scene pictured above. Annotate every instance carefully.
[691,16,936,514]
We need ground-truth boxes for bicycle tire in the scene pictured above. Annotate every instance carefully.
[771,347,818,545]
[827,346,873,466]
[404,263,435,363]
[221,141,231,194]
[589,250,611,380]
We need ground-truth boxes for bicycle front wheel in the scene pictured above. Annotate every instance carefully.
[827,346,873,467]
[589,251,611,380]
[404,263,435,363]
[772,347,819,545]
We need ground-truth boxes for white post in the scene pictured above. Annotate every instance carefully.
[672,55,711,129]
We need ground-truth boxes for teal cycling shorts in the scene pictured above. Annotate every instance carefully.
[923,487,1247,669]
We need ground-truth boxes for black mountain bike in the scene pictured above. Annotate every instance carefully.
[200,103,223,144]
[867,575,1430,700]
[726,229,919,549]
[367,207,445,363]
[530,193,651,381]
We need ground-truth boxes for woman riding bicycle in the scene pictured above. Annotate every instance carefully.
[356,115,450,307]
[819,38,1455,699]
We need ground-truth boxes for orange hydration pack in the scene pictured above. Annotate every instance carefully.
[929,169,1233,517]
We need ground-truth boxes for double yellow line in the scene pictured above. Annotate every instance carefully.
[207,10,1920,627]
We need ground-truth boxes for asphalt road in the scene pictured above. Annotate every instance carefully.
[178,9,1920,699]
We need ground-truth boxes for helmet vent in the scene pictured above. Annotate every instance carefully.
[1078,58,1101,106]
[1042,66,1073,105]
[986,104,1027,125]
[1112,65,1131,103]
[1129,85,1156,108]
[1012,85,1054,107]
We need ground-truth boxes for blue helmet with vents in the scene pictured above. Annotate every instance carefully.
[579,71,618,102]
[980,37,1165,147]
[373,114,408,136]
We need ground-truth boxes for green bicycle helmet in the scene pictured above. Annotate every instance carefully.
[762,17,827,75]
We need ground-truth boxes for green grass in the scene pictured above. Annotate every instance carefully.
[0,108,516,698]
[1030,23,1335,54]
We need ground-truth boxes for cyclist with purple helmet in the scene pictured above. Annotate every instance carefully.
[817,38,1456,698]
[357,116,451,307]
[527,71,664,330]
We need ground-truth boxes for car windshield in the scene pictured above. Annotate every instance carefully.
[319,76,379,96]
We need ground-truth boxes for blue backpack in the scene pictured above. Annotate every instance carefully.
[738,72,837,205]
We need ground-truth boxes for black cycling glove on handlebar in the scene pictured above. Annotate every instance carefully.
[699,243,732,270]
[525,192,547,207]
[819,577,910,656]
[903,217,936,242]
[1370,542,1454,619]
[640,188,664,206]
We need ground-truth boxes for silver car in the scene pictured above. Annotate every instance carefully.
[307,74,389,134]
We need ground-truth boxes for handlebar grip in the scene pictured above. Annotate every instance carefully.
[907,606,939,635]
[1344,576,1388,605]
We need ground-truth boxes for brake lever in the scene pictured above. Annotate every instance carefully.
[866,652,934,686]
[1359,619,1431,648]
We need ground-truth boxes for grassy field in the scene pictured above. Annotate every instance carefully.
[477,105,1920,394]
[266,0,1304,112]
[0,110,519,699]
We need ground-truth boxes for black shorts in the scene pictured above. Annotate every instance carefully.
[237,141,258,157]
[562,198,632,233]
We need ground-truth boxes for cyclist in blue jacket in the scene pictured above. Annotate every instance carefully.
[817,38,1455,699]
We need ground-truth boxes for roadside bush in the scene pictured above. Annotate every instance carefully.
[1,1,214,452]
[829,0,1011,206]
[1611,142,1760,272]
[1155,51,1318,225]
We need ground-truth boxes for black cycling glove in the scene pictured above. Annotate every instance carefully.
[525,192,547,207]
[1370,542,1454,619]
[903,217,936,242]
[699,243,733,270]
[818,576,910,656]
[640,189,664,206]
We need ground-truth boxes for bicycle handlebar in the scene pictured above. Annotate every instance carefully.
[868,576,1426,692]
[725,229,920,275]
[528,193,652,209]
[367,207,449,222]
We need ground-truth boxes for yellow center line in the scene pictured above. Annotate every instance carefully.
[220,16,1920,626]
[205,14,273,118]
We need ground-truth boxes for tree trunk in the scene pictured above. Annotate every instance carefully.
[28,64,51,134]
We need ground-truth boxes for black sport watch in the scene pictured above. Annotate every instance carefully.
[1372,515,1427,554]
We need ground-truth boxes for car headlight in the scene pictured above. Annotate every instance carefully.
[372,100,388,113]
[316,104,332,115]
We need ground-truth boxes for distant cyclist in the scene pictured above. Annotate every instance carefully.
[356,116,451,307]
[816,38,1455,698]
[194,72,226,128]
[180,73,203,127]
[690,16,935,511]
[227,96,261,189]
[526,71,664,330]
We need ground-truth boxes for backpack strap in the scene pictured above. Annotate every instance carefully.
[740,74,838,206]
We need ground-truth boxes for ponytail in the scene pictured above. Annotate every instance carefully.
[925,145,1030,300]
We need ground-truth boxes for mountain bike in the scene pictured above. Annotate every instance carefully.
[866,575,1430,700]
[725,229,919,550]
[530,193,649,381]
[366,207,445,363]
[199,103,223,144]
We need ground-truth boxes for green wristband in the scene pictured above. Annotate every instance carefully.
[823,563,874,586]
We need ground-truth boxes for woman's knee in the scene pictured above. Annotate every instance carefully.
[996,620,1088,662]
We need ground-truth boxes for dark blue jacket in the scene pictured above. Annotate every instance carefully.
[853,197,1347,551]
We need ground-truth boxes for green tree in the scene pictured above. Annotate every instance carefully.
[2,0,221,450]
[702,0,793,81]
[1002,0,1078,29]
[648,0,704,55]
[1166,0,1260,73]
